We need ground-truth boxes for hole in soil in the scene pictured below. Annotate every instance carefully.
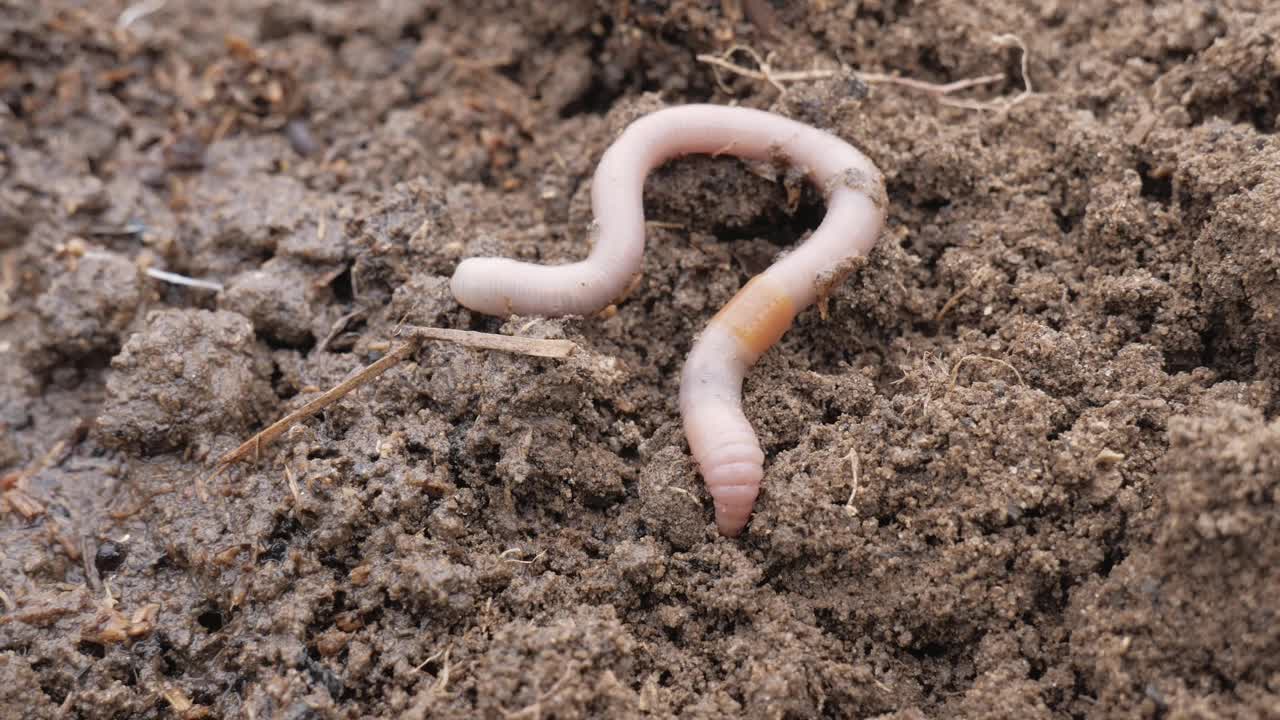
[712,195,826,255]
[77,640,106,658]
[1163,307,1256,379]
[906,640,951,661]
[1188,78,1280,135]
[1137,161,1172,203]
[494,59,523,87]
[399,22,424,44]
[158,641,181,677]
[262,330,317,354]
[94,541,127,574]
[263,539,289,562]
[822,402,841,425]
[307,654,344,698]
[39,682,67,705]
[196,608,224,632]
[263,515,303,562]
[1098,543,1127,579]
[918,196,951,214]
[1053,207,1081,235]
[855,0,914,26]
[271,360,297,401]
[559,17,624,119]
[1248,99,1278,134]
[331,265,354,304]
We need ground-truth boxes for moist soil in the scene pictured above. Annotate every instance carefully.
[2,1,1279,718]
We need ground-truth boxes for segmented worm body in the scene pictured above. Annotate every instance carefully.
[450,104,886,536]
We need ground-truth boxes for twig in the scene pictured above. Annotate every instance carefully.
[209,329,579,477]
[209,340,421,478]
[400,326,578,359]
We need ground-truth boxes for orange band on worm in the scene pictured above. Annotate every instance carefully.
[710,275,798,358]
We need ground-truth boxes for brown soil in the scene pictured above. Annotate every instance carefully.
[2,1,1279,718]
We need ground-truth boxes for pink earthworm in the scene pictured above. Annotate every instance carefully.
[450,104,886,536]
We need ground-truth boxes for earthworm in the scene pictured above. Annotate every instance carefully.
[450,104,886,536]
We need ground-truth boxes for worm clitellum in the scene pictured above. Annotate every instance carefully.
[451,104,886,536]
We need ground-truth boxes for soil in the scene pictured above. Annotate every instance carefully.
[2,1,1279,718]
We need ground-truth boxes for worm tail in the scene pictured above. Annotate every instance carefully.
[679,321,775,536]
[680,399,765,537]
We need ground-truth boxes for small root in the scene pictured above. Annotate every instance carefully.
[696,45,838,96]
[432,645,453,695]
[315,308,366,354]
[993,33,1034,96]
[500,667,575,720]
[934,282,975,325]
[413,645,449,673]
[499,548,547,564]
[143,267,224,292]
[696,37,1033,111]
[664,485,700,504]
[843,448,861,515]
[947,354,1025,390]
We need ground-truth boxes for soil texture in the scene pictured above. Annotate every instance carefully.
[2,1,1279,718]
